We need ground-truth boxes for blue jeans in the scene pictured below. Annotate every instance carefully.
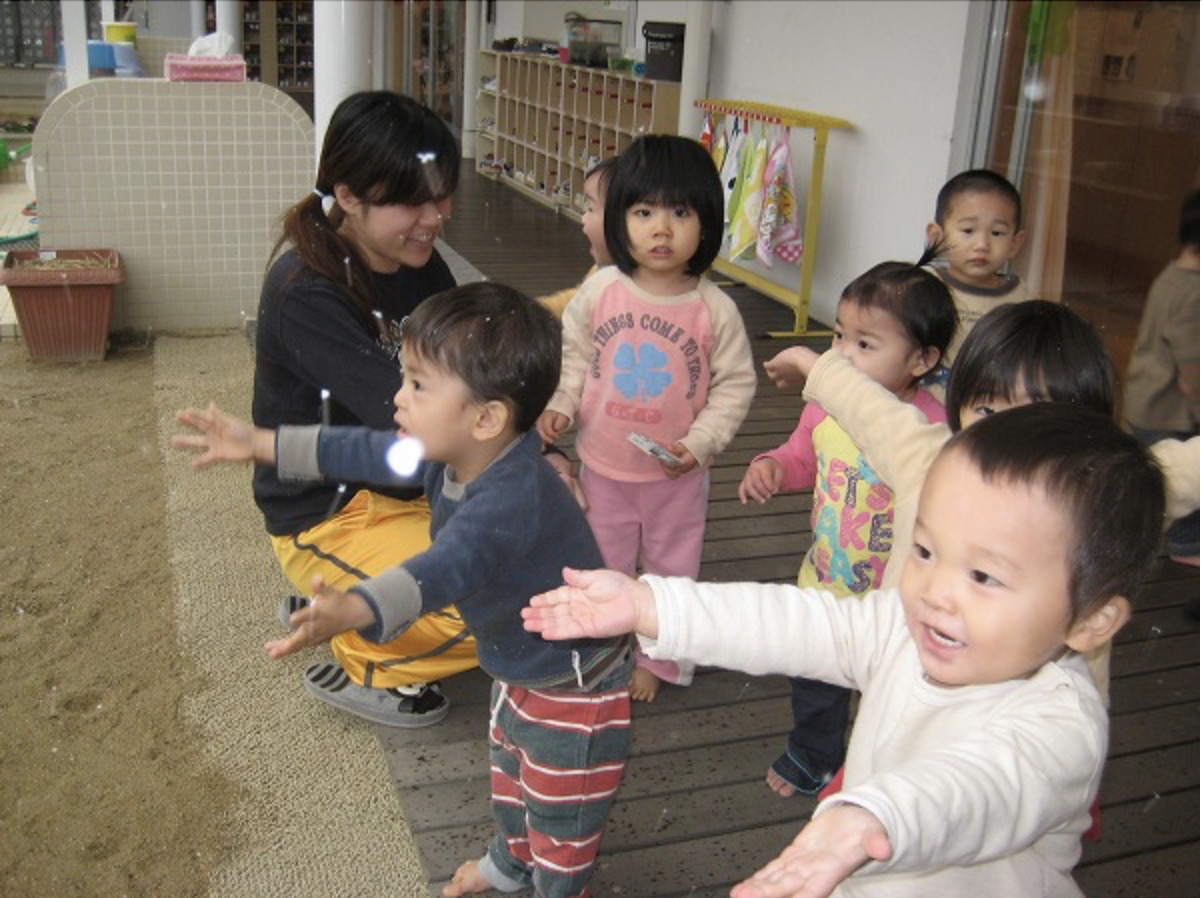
[773,675,851,794]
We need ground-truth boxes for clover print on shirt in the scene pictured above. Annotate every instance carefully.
[613,342,673,400]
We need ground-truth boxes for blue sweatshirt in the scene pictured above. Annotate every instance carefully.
[276,427,626,689]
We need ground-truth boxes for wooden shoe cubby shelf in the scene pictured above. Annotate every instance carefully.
[476,50,680,217]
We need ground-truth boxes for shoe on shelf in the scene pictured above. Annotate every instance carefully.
[303,662,450,728]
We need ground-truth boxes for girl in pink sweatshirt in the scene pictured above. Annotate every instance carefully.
[538,135,757,701]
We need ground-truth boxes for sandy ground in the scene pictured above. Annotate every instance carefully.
[0,339,240,895]
[1,334,432,897]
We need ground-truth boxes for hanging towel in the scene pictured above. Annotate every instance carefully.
[729,133,768,260]
[756,134,804,267]
[710,117,728,175]
[699,114,713,153]
[719,120,745,226]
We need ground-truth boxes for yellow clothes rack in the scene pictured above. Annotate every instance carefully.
[696,99,853,337]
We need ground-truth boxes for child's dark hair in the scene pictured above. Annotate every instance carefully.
[945,402,1164,620]
[604,135,723,278]
[838,244,958,372]
[402,282,561,433]
[1178,189,1199,250]
[946,301,1115,431]
[935,168,1023,229]
[586,156,619,195]
[273,92,460,324]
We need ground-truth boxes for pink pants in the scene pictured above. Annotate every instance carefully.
[580,465,709,686]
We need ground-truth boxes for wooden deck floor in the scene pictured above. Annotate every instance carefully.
[379,165,1200,897]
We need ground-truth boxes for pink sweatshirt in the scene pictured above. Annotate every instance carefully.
[547,266,756,482]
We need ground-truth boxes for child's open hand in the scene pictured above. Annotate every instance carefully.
[264,575,376,659]
[172,402,262,468]
[537,410,571,445]
[522,567,659,641]
[662,442,699,479]
[764,346,821,390]
[739,458,785,505]
[730,804,892,898]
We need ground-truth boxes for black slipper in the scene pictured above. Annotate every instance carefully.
[302,663,450,728]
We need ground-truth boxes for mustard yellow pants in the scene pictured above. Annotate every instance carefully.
[271,489,478,689]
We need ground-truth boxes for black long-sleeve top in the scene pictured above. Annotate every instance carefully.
[251,248,455,535]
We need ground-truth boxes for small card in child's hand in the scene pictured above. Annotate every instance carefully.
[627,432,681,466]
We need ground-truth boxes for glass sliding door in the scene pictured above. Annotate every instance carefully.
[983,0,1198,383]
[400,0,464,136]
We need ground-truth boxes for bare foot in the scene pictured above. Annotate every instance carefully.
[442,859,491,897]
[629,665,662,702]
[765,766,798,798]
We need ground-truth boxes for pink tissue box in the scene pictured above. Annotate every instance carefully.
[164,54,247,82]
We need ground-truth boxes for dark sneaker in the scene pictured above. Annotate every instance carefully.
[303,663,450,728]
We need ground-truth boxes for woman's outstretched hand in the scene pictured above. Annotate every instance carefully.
[171,402,273,468]
[522,567,659,641]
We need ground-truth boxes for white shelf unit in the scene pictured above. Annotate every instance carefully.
[476,50,680,214]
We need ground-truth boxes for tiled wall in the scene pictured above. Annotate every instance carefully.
[35,79,312,331]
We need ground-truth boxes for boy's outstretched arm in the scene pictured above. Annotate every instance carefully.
[264,575,376,659]
[522,567,660,640]
[172,402,277,468]
[730,804,892,898]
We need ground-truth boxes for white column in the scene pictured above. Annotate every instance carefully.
[215,0,242,54]
[314,0,374,159]
[61,0,90,89]
[372,1,388,89]
[190,0,207,37]
[462,0,481,158]
[479,0,494,48]
[677,0,713,137]
[98,0,116,23]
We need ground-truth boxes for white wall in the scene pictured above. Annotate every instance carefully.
[488,0,976,327]
[633,0,690,35]
[492,1,628,44]
[492,1,523,44]
[122,0,196,37]
[701,0,972,324]
[528,2,630,44]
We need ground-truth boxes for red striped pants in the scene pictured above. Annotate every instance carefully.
[484,663,632,898]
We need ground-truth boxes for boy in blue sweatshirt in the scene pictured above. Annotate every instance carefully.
[174,282,632,898]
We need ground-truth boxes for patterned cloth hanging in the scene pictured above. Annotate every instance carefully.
[710,116,728,174]
[729,129,768,260]
[698,113,713,153]
[756,130,804,267]
[719,118,746,226]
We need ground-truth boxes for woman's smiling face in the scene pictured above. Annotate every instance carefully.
[338,192,453,273]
